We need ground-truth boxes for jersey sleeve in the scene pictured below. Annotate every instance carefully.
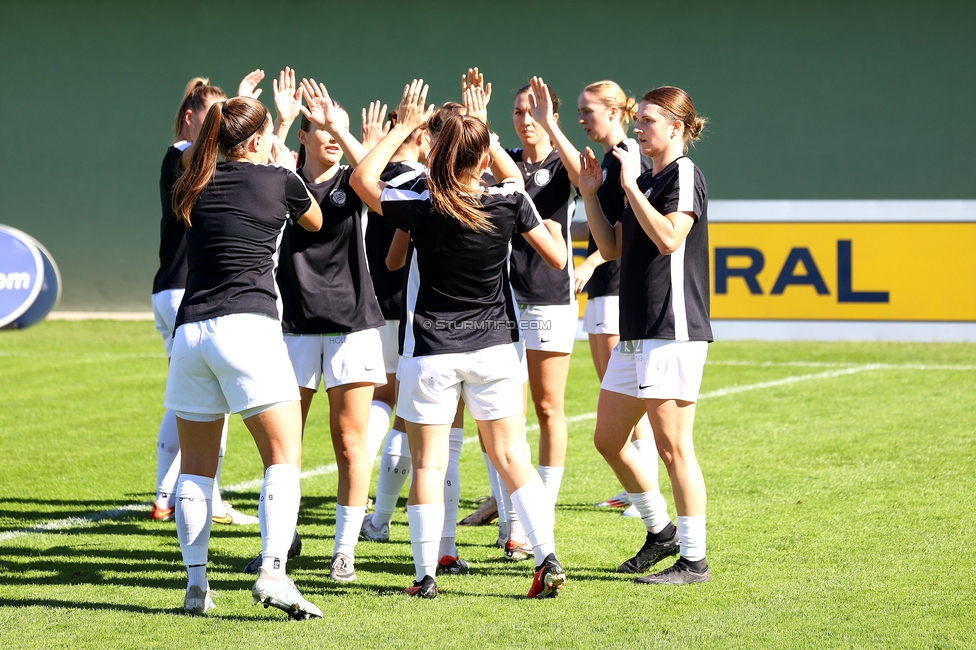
[513,188,544,234]
[380,184,429,231]
[284,169,313,223]
[661,159,705,221]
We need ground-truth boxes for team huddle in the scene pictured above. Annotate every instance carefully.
[150,66,712,618]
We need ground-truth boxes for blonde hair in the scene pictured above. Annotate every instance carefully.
[173,77,227,140]
[582,80,637,127]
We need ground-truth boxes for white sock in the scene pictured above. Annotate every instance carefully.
[372,428,410,527]
[175,474,213,589]
[366,401,394,463]
[509,482,556,565]
[155,410,181,507]
[627,490,671,534]
[484,453,505,523]
[497,476,518,530]
[537,465,565,507]
[334,504,367,558]
[632,437,659,483]
[677,515,706,561]
[259,464,301,577]
[211,417,229,516]
[407,503,444,581]
[439,428,464,558]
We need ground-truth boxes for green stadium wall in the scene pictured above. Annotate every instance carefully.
[1,0,973,311]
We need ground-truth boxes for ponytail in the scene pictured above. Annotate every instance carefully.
[425,113,494,233]
[172,97,269,226]
[173,77,227,141]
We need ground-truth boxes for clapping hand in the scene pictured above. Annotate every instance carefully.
[272,67,302,124]
[361,100,391,149]
[238,69,265,99]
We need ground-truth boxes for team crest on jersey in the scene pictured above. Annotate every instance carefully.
[602,169,608,182]
[330,189,347,207]
[533,168,552,187]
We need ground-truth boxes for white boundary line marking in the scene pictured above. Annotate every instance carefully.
[2,360,972,543]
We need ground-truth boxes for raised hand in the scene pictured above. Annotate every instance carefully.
[612,143,641,189]
[578,147,603,197]
[238,69,265,99]
[361,100,390,149]
[463,85,489,125]
[299,78,344,133]
[272,67,302,124]
[528,76,556,127]
[395,79,433,133]
[461,67,492,107]
[269,135,297,171]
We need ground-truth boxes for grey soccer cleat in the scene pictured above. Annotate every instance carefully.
[183,585,216,615]
[251,568,323,620]
[330,552,357,582]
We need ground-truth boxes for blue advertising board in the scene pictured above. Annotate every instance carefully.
[0,225,61,329]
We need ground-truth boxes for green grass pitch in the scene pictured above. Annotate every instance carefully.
[1,321,974,649]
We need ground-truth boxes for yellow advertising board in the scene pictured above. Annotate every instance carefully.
[710,222,976,321]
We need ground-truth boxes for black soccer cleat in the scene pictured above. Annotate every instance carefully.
[527,553,566,598]
[243,530,303,574]
[616,523,679,574]
[405,575,438,599]
[634,556,712,585]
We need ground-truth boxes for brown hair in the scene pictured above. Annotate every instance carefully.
[582,80,637,127]
[425,113,493,233]
[172,77,227,141]
[425,102,464,142]
[171,97,270,226]
[641,86,707,152]
[516,83,560,114]
[296,102,347,168]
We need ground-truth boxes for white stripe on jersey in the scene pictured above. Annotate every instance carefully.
[175,140,191,151]
[565,188,577,293]
[385,162,426,188]
[402,253,421,356]
[381,186,430,202]
[670,240,689,341]
[676,157,695,213]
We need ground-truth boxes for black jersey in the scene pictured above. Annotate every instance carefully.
[175,161,312,329]
[152,141,191,294]
[506,148,575,305]
[278,166,385,335]
[619,157,712,342]
[365,161,426,320]
[380,179,543,357]
[586,138,650,298]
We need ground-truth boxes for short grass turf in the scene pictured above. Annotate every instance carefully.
[1,321,974,649]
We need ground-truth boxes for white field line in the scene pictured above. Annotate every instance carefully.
[2,360,972,544]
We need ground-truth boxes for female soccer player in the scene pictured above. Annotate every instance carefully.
[506,77,580,512]
[359,109,429,544]
[580,85,712,584]
[151,75,261,527]
[576,80,659,514]
[269,77,390,583]
[166,95,324,617]
[351,80,569,599]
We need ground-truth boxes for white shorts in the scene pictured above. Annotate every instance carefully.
[519,303,578,354]
[284,328,388,391]
[583,295,619,336]
[379,320,400,375]
[602,339,708,402]
[396,343,527,424]
[164,313,300,415]
[152,289,185,357]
